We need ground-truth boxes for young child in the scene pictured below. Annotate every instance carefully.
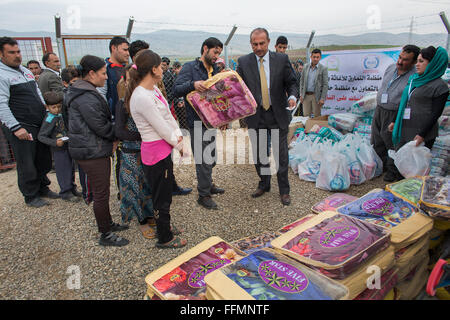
[38,91,80,202]
[61,66,93,205]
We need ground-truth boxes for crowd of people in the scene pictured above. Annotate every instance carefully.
[0,30,448,249]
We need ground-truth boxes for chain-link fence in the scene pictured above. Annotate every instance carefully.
[0,125,15,171]
[162,67,189,131]
[60,35,125,66]
[16,37,53,66]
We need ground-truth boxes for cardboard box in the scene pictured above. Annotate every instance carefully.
[288,122,304,143]
[305,115,329,133]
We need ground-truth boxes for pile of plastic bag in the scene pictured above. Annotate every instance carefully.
[289,133,383,191]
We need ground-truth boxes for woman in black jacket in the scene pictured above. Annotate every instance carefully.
[66,55,129,247]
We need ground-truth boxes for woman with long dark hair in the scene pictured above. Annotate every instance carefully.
[115,64,156,239]
[66,55,129,247]
[126,49,187,249]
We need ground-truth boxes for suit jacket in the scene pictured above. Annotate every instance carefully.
[38,69,64,99]
[299,62,329,102]
[237,51,297,129]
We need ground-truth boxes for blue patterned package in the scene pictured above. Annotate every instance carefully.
[205,249,349,300]
[337,190,418,229]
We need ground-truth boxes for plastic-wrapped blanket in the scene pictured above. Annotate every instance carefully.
[351,92,377,115]
[328,113,360,132]
[204,248,349,300]
[145,237,246,300]
[311,194,358,214]
[186,71,257,128]
[419,176,450,220]
[271,211,390,280]
[385,177,423,207]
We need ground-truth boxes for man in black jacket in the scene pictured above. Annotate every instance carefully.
[173,37,226,210]
[0,37,58,207]
[237,28,298,206]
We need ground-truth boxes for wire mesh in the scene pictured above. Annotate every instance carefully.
[0,125,15,171]
[62,37,115,65]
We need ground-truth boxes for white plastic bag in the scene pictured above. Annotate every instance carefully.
[328,113,360,132]
[388,141,432,178]
[356,142,377,180]
[316,152,350,191]
[337,137,367,185]
[298,142,323,182]
[289,137,311,173]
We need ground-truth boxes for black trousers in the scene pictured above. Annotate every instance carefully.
[371,106,398,174]
[2,125,52,203]
[143,154,174,244]
[53,149,76,194]
[249,107,290,195]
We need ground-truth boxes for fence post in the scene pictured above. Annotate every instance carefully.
[126,16,135,43]
[439,12,450,56]
[306,30,315,65]
[224,25,237,69]
[55,14,66,69]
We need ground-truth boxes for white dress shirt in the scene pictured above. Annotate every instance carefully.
[255,51,296,107]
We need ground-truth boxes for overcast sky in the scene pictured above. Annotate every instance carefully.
[1,0,449,36]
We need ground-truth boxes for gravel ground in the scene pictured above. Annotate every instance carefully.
[0,130,388,300]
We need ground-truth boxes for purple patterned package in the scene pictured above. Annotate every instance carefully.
[272,212,390,279]
[311,193,359,214]
[186,71,257,128]
[145,237,246,300]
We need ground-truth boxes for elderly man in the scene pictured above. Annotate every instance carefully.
[38,52,64,98]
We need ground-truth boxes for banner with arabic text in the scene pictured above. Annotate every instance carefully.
[320,47,402,115]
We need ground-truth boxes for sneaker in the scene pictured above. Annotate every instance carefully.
[99,232,129,247]
[26,197,50,208]
[40,190,60,199]
[110,222,129,232]
[197,196,218,210]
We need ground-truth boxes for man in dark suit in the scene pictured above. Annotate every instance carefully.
[237,28,297,206]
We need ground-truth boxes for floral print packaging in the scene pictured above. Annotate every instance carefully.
[271,211,390,280]
[419,176,450,220]
[145,237,246,300]
[385,177,424,207]
[204,248,349,300]
[186,71,257,128]
[311,193,359,214]
[337,189,433,250]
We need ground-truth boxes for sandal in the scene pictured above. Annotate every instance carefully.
[141,227,156,239]
[156,236,187,249]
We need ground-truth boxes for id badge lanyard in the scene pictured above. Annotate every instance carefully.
[382,71,401,103]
